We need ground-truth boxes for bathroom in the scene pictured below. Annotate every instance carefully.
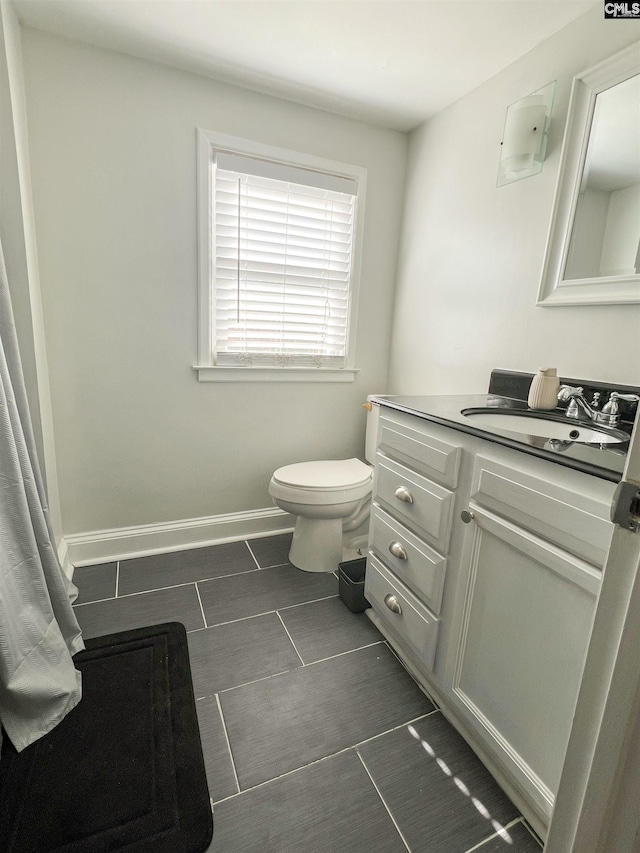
[1,1,639,851]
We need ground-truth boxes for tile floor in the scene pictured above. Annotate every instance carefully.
[72,532,543,853]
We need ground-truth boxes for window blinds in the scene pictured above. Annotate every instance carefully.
[212,152,358,368]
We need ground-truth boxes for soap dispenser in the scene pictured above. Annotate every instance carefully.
[528,368,560,410]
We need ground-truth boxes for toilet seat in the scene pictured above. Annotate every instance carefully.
[272,458,372,490]
[270,458,373,506]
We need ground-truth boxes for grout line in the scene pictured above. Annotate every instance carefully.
[244,539,262,570]
[194,583,208,629]
[209,642,426,698]
[206,667,297,697]
[355,750,411,852]
[185,594,339,632]
[305,640,386,667]
[353,710,440,749]
[186,609,280,634]
[212,710,443,805]
[115,561,120,598]
[74,594,116,608]
[73,566,265,605]
[462,817,526,853]
[77,561,332,607]
[212,746,356,805]
[216,693,241,795]
[275,611,305,665]
[276,593,339,612]
[215,642,393,696]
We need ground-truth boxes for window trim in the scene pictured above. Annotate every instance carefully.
[194,129,366,383]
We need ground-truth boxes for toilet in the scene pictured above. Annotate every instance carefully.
[269,401,380,573]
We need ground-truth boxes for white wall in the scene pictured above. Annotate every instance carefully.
[21,29,406,537]
[388,8,640,396]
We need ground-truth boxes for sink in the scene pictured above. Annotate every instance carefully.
[461,409,629,445]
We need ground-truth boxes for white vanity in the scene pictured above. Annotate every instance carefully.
[364,381,631,839]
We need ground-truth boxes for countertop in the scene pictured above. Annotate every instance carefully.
[372,393,629,482]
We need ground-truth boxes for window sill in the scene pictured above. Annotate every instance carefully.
[194,365,360,383]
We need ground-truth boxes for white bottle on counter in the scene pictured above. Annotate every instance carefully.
[528,367,560,410]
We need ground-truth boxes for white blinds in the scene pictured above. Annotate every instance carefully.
[212,153,357,368]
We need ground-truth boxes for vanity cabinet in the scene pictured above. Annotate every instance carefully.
[365,406,616,837]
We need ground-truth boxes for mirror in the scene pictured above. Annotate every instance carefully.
[564,75,640,281]
[538,42,640,306]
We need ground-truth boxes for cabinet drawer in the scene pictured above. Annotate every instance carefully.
[370,506,446,614]
[365,554,440,671]
[378,411,461,488]
[375,454,454,552]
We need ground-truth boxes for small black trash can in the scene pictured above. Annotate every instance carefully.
[338,558,370,613]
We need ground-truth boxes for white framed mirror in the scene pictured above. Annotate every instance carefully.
[538,42,640,306]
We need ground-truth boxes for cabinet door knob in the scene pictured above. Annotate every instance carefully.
[461,510,475,524]
[389,541,408,560]
[394,485,414,504]
[384,593,402,614]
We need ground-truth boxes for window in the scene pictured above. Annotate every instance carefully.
[195,131,366,382]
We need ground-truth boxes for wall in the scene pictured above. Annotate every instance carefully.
[388,7,640,395]
[20,29,406,537]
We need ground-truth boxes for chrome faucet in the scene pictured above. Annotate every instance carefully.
[558,386,639,427]
[600,392,640,427]
[557,386,598,420]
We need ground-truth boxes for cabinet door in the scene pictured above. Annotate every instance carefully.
[450,505,600,822]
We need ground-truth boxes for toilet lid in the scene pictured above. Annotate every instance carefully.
[272,458,372,490]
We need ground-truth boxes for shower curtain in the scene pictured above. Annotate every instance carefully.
[0,238,83,754]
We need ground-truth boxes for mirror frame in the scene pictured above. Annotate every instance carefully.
[537,42,640,307]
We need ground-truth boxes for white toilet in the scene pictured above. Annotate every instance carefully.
[269,401,380,573]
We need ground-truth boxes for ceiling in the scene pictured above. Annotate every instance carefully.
[12,0,595,131]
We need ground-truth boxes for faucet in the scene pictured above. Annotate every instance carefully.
[558,386,639,427]
[599,392,640,427]
[557,386,598,421]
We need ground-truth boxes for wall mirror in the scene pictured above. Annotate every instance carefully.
[538,42,640,306]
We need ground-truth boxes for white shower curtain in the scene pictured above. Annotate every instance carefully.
[0,238,83,754]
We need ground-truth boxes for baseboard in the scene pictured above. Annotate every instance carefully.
[63,507,294,567]
[57,536,73,579]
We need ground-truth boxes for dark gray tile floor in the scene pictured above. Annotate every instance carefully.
[72,534,543,853]
[72,562,117,604]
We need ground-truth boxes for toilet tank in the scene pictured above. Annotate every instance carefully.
[364,398,381,464]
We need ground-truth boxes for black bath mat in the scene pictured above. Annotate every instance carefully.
[0,622,213,853]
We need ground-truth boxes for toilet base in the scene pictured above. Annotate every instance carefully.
[289,516,343,573]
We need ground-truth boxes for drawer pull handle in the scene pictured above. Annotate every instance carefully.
[394,486,413,504]
[389,541,408,560]
[384,593,402,615]
[460,510,475,524]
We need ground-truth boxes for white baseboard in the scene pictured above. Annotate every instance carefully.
[63,507,294,568]
[57,536,73,579]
